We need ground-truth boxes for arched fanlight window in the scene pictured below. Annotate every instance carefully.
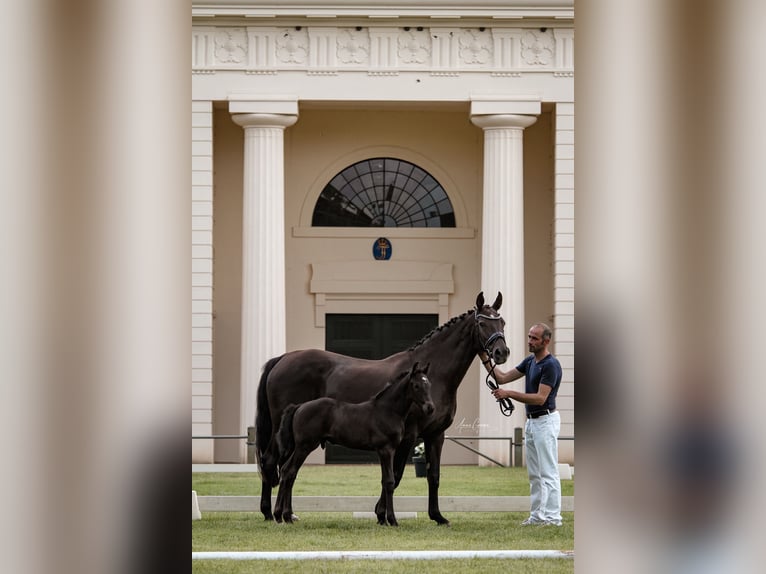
[312,158,456,227]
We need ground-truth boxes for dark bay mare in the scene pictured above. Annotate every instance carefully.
[274,362,435,526]
[256,291,509,525]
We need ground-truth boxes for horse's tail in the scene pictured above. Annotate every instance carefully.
[255,355,284,467]
[276,403,299,467]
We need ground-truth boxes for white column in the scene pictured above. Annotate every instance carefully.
[231,110,298,456]
[471,112,537,466]
[192,100,215,462]
[553,102,575,462]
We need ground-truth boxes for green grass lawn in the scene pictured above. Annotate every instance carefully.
[192,465,574,573]
[192,464,574,497]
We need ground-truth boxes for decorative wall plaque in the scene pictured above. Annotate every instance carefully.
[373,237,393,260]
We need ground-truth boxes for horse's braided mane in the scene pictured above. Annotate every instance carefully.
[406,308,474,352]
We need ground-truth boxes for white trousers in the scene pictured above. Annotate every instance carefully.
[525,410,562,523]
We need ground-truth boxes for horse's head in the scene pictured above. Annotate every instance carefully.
[475,291,510,365]
[408,361,435,416]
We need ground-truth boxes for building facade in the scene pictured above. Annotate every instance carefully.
[192,0,574,465]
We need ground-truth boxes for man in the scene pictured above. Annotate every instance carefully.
[480,323,563,526]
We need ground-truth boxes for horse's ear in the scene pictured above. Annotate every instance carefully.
[475,291,485,309]
[423,362,430,374]
[410,361,419,375]
[492,292,503,311]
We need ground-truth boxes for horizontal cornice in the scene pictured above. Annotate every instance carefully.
[192,1,574,20]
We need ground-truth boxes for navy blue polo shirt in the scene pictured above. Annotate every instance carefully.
[516,353,562,416]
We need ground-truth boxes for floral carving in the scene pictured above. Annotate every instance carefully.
[276,28,308,64]
[214,29,247,64]
[521,29,555,66]
[398,30,430,64]
[337,29,369,65]
[458,29,491,65]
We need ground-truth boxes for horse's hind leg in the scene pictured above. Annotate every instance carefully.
[259,440,280,521]
[260,480,273,521]
[272,481,285,524]
[277,445,311,524]
[273,454,293,524]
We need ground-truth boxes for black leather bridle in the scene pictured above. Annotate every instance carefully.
[475,309,515,417]
[474,309,506,360]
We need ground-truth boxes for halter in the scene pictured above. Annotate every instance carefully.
[475,309,515,417]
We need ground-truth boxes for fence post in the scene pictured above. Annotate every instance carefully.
[513,427,523,467]
[247,426,256,464]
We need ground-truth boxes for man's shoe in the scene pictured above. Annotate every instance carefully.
[520,517,545,526]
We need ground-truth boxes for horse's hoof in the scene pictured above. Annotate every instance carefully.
[290,514,300,521]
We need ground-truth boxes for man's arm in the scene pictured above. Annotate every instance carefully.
[493,383,552,406]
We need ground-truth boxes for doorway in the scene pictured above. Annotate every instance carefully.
[324,313,438,463]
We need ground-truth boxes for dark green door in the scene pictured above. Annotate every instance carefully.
[324,313,438,463]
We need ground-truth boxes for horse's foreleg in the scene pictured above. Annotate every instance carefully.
[425,434,450,526]
[378,449,397,526]
[375,437,414,517]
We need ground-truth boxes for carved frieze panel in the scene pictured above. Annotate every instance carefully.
[276,28,309,65]
[520,29,554,67]
[458,29,492,66]
[214,28,247,66]
[338,29,370,65]
[398,29,430,66]
[191,25,573,76]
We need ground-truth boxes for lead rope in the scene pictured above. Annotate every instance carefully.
[483,357,515,417]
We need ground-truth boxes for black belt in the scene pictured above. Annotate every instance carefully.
[527,409,556,419]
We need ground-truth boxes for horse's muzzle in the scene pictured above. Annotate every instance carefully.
[493,346,509,364]
[422,402,435,416]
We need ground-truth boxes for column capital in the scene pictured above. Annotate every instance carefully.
[470,95,540,116]
[231,113,298,129]
[228,94,298,114]
[471,114,538,130]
